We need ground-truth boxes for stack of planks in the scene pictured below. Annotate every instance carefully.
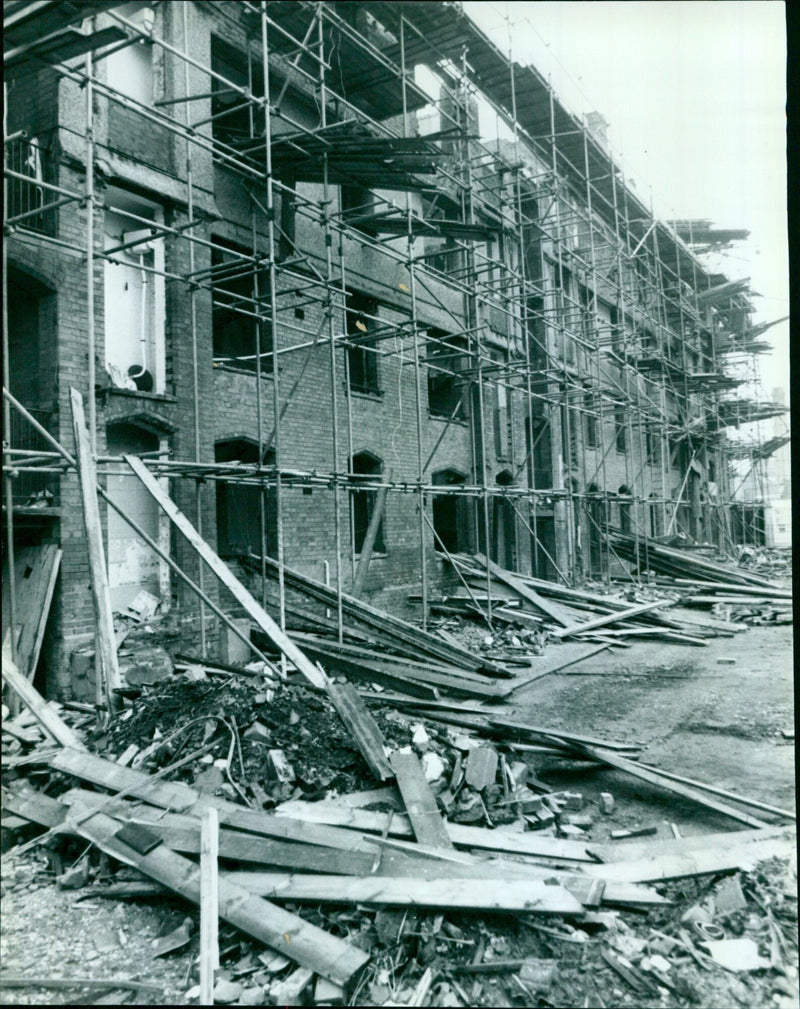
[446,554,722,646]
[605,533,792,625]
[243,554,522,701]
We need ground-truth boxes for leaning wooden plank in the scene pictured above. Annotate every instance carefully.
[123,455,325,689]
[558,740,769,829]
[324,678,394,782]
[583,834,797,883]
[49,748,375,853]
[390,750,454,849]
[1,658,86,751]
[473,554,576,627]
[199,808,219,1008]
[553,599,671,639]
[27,548,62,683]
[220,872,585,916]
[274,800,596,862]
[70,389,122,707]
[69,806,370,987]
[3,545,61,682]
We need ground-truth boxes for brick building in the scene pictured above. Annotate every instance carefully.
[3,1,782,699]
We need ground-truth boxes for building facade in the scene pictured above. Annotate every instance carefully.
[4,1,779,698]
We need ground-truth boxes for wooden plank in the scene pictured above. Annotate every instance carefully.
[27,547,62,682]
[506,645,609,694]
[673,578,792,599]
[553,599,671,639]
[294,635,506,684]
[295,638,504,701]
[390,750,454,849]
[199,808,219,1007]
[49,748,376,853]
[220,872,585,915]
[2,658,86,750]
[559,741,769,829]
[70,389,122,706]
[255,554,505,675]
[630,762,795,820]
[324,677,393,782]
[63,790,381,874]
[584,834,796,883]
[274,800,596,861]
[0,977,163,994]
[4,785,664,907]
[351,477,390,599]
[67,806,370,988]
[51,748,196,811]
[2,545,61,682]
[587,826,794,865]
[123,455,325,689]
[473,553,576,627]
[2,786,67,828]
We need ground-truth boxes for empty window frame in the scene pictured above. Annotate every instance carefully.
[427,329,467,419]
[494,380,511,460]
[211,238,273,374]
[210,38,265,150]
[431,469,470,554]
[645,427,660,466]
[340,184,375,233]
[215,439,277,557]
[103,186,166,393]
[618,485,632,534]
[350,452,385,554]
[584,390,599,449]
[346,291,380,394]
[614,404,627,454]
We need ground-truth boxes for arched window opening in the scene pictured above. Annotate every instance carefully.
[350,452,385,555]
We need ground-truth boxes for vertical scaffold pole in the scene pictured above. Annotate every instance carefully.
[318,11,344,642]
[400,12,428,630]
[183,3,206,655]
[261,2,286,638]
[2,84,19,683]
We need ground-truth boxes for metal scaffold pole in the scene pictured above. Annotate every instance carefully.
[182,2,207,655]
[3,82,20,689]
[318,11,344,643]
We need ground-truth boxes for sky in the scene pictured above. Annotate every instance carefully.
[462,1,789,400]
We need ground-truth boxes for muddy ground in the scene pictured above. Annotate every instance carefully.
[1,622,796,1007]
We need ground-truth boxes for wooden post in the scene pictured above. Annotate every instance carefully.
[351,472,391,599]
[69,388,121,710]
[200,807,219,1005]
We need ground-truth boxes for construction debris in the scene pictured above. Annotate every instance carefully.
[2,593,796,1007]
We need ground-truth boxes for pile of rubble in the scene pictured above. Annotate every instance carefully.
[2,651,797,1007]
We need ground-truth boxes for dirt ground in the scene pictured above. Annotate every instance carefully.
[509,624,796,836]
[1,623,796,1007]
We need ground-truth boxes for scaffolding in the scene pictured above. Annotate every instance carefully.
[3,0,786,674]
